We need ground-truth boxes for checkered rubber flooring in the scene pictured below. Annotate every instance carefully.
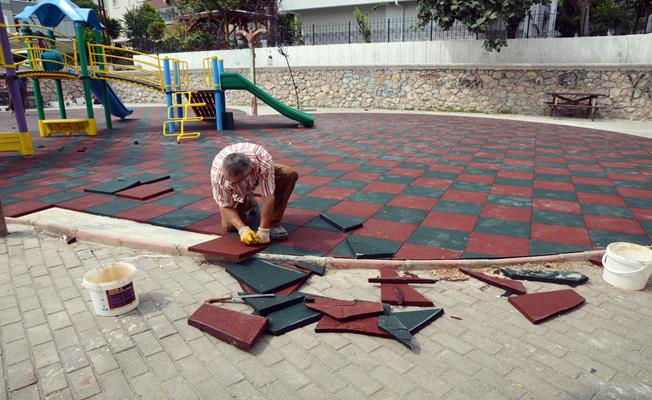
[2,107,651,259]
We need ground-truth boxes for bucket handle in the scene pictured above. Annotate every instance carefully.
[603,254,650,274]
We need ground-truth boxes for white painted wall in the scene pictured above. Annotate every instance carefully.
[145,34,652,70]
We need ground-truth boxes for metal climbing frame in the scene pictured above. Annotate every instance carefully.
[163,91,206,143]
[6,24,78,77]
[87,44,166,91]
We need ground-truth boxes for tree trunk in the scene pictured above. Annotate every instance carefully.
[576,0,590,36]
[0,199,8,237]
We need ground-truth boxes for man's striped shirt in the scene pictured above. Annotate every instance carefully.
[210,142,275,208]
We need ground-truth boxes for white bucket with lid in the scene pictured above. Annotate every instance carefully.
[82,262,139,316]
[602,242,652,291]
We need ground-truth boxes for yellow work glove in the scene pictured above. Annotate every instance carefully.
[256,228,271,244]
[238,226,262,246]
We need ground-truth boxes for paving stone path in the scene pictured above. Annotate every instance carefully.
[1,225,651,400]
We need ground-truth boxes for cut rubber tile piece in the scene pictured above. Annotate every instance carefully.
[115,184,173,201]
[304,297,385,321]
[294,262,326,276]
[588,256,603,267]
[226,259,308,294]
[379,268,434,307]
[319,212,364,232]
[347,236,402,259]
[84,179,140,195]
[3,201,52,217]
[188,235,269,263]
[315,315,392,338]
[392,308,444,334]
[459,267,527,295]
[187,303,267,351]
[378,315,414,349]
[500,268,589,286]
[131,173,170,185]
[264,301,322,335]
[368,271,437,284]
[239,277,308,296]
[242,292,307,316]
[508,289,585,324]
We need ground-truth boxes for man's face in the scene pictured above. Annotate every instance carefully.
[224,170,246,184]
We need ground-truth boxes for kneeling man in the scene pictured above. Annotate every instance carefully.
[211,142,298,245]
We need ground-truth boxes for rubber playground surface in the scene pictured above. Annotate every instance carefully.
[2,107,652,259]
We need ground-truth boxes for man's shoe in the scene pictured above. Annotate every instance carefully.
[270,225,288,241]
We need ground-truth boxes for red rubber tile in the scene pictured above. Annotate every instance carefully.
[379,268,434,307]
[617,187,652,199]
[282,208,320,226]
[307,187,356,200]
[571,176,613,186]
[187,303,267,351]
[498,170,534,180]
[533,181,575,192]
[313,155,342,163]
[459,267,527,295]
[185,216,225,235]
[362,182,406,194]
[368,159,400,168]
[481,204,531,222]
[327,201,383,218]
[388,195,437,211]
[532,198,582,214]
[284,227,347,253]
[536,167,569,175]
[490,185,533,198]
[12,187,60,199]
[422,212,477,232]
[3,201,52,217]
[56,194,113,211]
[326,162,359,171]
[298,175,335,186]
[315,315,392,338]
[428,165,464,173]
[457,174,495,184]
[508,289,585,324]
[442,190,488,203]
[114,204,177,222]
[305,297,385,321]
[341,171,382,181]
[116,184,173,201]
[465,232,530,258]
[531,223,591,246]
[584,215,646,235]
[394,243,462,260]
[354,219,417,241]
[632,208,652,222]
[184,198,218,213]
[577,192,626,207]
[412,177,452,189]
[188,235,269,262]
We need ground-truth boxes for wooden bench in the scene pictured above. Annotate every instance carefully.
[545,93,608,121]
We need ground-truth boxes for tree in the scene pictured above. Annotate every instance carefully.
[573,0,591,35]
[104,18,122,40]
[123,3,165,51]
[416,0,547,51]
[354,7,372,43]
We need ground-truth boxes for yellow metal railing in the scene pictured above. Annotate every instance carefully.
[163,91,205,143]
[7,24,78,75]
[88,44,164,91]
[164,58,190,91]
[202,56,222,89]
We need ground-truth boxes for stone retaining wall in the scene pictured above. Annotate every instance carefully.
[35,66,652,120]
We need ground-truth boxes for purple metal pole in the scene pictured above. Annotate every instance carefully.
[0,8,28,133]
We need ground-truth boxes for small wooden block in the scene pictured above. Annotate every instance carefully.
[319,212,363,232]
[459,267,527,295]
[187,303,268,351]
[508,289,585,324]
[116,184,173,200]
[305,297,385,321]
[187,235,269,263]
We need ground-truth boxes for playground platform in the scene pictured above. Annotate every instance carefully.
[1,106,651,260]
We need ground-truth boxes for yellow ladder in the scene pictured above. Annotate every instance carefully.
[163,91,205,143]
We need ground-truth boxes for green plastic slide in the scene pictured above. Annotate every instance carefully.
[220,72,314,127]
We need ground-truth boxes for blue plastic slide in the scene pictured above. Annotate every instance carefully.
[89,80,133,119]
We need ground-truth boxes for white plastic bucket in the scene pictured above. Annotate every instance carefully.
[82,262,139,316]
[602,242,652,291]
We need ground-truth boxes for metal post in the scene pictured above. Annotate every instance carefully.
[173,60,183,126]
[74,22,94,119]
[162,57,175,133]
[1,14,29,133]
[312,24,315,45]
[218,59,226,114]
[93,30,111,129]
[47,30,66,119]
[525,12,531,38]
[430,20,433,41]
[348,21,351,43]
[211,57,223,131]
[20,25,45,121]
[387,19,390,42]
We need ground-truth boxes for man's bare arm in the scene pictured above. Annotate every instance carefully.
[259,195,275,229]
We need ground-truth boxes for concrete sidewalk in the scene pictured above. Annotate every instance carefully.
[2,224,651,400]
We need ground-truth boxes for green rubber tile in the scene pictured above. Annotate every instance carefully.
[378,315,413,349]
[422,171,458,180]
[433,200,483,215]
[378,175,416,185]
[536,161,567,169]
[624,197,652,209]
[574,184,618,195]
[399,162,430,170]
[401,186,446,199]
[131,173,170,184]
[38,191,84,204]
[505,154,532,161]
[407,226,470,251]
[164,181,200,191]
[226,259,308,294]
[532,210,585,228]
[243,292,307,316]
[473,157,502,164]
[612,180,652,190]
[264,301,323,335]
[329,240,356,257]
[589,230,651,248]
[294,262,326,276]
[462,252,502,259]
[310,169,347,178]
[85,198,141,216]
[319,213,364,232]
[569,170,606,178]
[327,180,368,189]
[85,180,140,195]
[494,177,533,188]
[533,189,577,202]
[153,193,202,208]
[502,165,533,172]
[50,180,93,190]
[580,203,633,218]
[347,191,395,205]
[289,196,340,211]
[603,167,637,174]
[463,168,498,176]
[358,165,391,174]
[450,181,492,192]
[392,308,444,334]
[640,221,652,236]
[300,160,330,168]
[475,217,530,238]
[374,206,427,224]
[346,236,402,259]
[292,184,318,196]
[148,209,211,228]
[529,241,592,256]
[534,174,572,183]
